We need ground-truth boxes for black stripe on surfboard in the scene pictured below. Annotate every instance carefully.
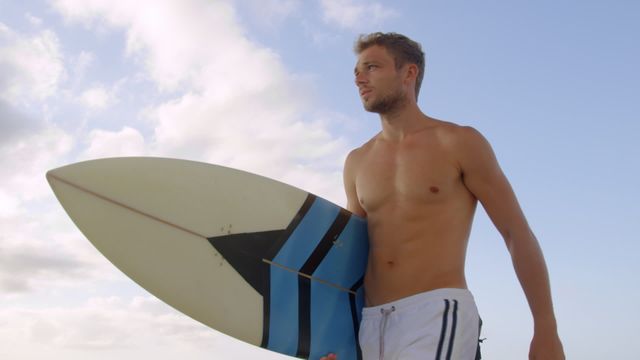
[349,276,364,360]
[264,193,316,261]
[296,209,351,358]
[259,260,271,349]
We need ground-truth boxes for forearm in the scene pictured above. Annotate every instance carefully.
[506,231,558,331]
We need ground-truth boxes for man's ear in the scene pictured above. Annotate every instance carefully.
[405,64,420,81]
[403,63,419,86]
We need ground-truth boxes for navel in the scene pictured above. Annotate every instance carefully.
[429,186,440,194]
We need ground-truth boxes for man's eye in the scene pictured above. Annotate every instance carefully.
[367,65,377,70]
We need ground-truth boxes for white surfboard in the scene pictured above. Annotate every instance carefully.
[47,157,368,359]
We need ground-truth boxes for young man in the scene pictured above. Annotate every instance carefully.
[322,33,564,359]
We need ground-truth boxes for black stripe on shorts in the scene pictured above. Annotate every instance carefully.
[435,299,450,359]
[446,300,459,360]
[435,299,459,360]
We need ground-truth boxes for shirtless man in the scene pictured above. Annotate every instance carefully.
[322,33,564,359]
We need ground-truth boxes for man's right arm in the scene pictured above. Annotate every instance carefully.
[343,149,366,217]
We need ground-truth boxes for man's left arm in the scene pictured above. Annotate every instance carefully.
[455,126,565,360]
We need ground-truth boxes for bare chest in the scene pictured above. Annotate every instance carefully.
[355,140,460,212]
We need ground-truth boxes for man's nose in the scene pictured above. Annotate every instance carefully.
[354,72,367,86]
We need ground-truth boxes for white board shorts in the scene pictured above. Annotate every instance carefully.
[358,288,482,360]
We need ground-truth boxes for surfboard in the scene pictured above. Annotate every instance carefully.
[47,157,368,359]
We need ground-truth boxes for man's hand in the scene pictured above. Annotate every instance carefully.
[529,332,565,360]
[319,353,337,360]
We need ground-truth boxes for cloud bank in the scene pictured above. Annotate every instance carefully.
[52,0,349,202]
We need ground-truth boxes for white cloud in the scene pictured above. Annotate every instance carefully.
[52,0,247,93]
[0,20,90,297]
[69,50,95,86]
[79,85,115,110]
[0,192,20,218]
[82,126,147,159]
[0,295,293,359]
[0,23,72,184]
[25,13,44,27]
[0,22,65,103]
[0,186,143,297]
[0,230,90,294]
[0,124,74,206]
[52,0,351,203]
[0,117,88,295]
[0,98,38,143]
[319,0,398,30]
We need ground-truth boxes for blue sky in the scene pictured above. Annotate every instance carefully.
[0,0,638,359]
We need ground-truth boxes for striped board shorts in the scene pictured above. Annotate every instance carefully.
[358,288,482,360]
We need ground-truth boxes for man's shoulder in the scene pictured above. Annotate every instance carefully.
[433,122,498,174]
[421,121,497,172]
[347,133,380,158]
[427,120,487,149]
[432,120,483,140]
[345,143,365,169]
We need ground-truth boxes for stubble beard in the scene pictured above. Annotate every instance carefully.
[363,88,408,115]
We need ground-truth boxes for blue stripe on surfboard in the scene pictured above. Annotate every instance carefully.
[267,265,300,355]
[309,279,365,360]
[309,216,368,359]
[267,197,340,355]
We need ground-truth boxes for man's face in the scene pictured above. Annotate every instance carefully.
[354,45,407,114]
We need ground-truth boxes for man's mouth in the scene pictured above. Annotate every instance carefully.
[359,88,372,97]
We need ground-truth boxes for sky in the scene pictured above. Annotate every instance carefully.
[0,0,638,358]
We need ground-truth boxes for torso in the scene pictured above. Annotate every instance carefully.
[351,121,478,306]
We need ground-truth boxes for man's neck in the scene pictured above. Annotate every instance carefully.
[379,103,432,141]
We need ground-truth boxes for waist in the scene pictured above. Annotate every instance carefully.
[364,258,467,306]
[362,288,475,318]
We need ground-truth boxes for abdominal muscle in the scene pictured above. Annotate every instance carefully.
[362,197,476,306]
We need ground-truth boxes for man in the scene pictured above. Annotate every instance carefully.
[322,33,564,359]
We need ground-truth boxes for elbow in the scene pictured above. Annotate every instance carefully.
[501,227,538,254]
[500,227,514,248]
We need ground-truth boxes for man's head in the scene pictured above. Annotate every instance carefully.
[354,32,425,100]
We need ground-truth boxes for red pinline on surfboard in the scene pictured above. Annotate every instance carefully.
[47,171,208,240]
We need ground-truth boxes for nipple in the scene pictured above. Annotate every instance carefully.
[429,186,440,194]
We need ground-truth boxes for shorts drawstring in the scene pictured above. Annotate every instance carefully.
[379,305,396,359]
